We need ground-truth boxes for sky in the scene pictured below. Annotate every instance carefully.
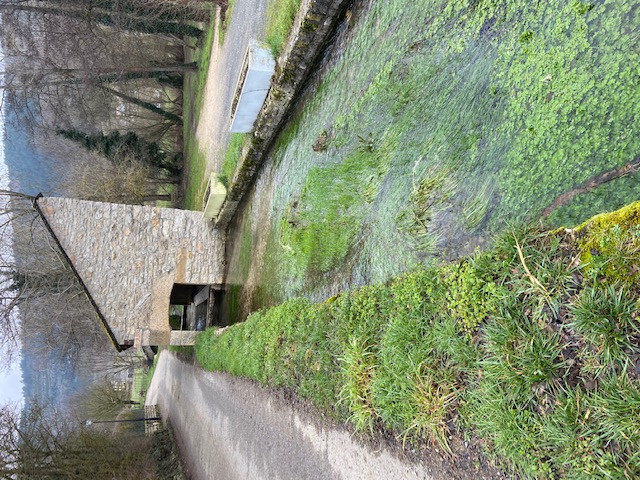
[0,45,25,406]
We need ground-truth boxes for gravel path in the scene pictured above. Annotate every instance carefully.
[146,351,434,480]
[195,0,268,176]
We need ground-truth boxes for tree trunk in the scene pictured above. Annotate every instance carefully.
[0,4,204,37]
[87,0,214,22]
[142,194,172,202]
[99,86,183,125]
[2,63,196,89]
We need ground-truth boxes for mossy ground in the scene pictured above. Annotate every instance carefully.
[226,0,640,318]
[198,201,640,479]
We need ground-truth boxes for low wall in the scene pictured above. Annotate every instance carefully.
[214,0,352,228]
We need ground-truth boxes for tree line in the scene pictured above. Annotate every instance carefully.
[0,0,224,471]
[1,0,220,205]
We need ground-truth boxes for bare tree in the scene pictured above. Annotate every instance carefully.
[1,3,191,135]
[67,155,175,204]
[0,191,113,398]
[0,1,207,38]
[74,377,142,421]
[0,402,158,479]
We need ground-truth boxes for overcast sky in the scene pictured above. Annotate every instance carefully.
[0,46,24,406]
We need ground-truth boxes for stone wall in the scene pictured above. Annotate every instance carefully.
[215,0,351,228]
[37,197,225,347]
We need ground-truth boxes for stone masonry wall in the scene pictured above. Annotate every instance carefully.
[37,197,225,347]
[215,0,351,228]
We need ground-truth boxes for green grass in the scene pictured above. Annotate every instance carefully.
[193,19,216,123]
[182,17,215,211]
[569,285,639,376]
[264,0,302,56]
[131,367,151,405]
[224,212,254,323]
[168,345,195,359]
[198,201,640,479]
[278,146,390,281]
[183,135,208,210]
[219,133,247,187]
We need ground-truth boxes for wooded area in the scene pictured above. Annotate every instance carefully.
[0,0,218,206]
[0,0,218,472]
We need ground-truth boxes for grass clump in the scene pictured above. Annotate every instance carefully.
[395,163,456,253]
[264,0,302,56]
[198,201,640,478]
[219,133,247,187]
[569,285,639,377]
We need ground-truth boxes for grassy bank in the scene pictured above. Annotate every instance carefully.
[198,201,640,479]
[182,16,216,211]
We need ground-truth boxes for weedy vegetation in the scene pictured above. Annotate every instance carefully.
[198,202,640,479]
[265,0,303,56]
[219,133,247,187]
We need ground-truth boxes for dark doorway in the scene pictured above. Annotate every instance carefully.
[169,284,225,331]
[170,284,207,331]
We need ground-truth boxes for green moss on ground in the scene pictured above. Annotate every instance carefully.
[239,0,640,303]
[572,201,640,288]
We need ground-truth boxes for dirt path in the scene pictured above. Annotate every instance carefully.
[195,0,268,178]
[146,351,440,480]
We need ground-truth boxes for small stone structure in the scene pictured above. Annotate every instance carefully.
[230,40,275,133]
[202,173,227,220]
[35,197,225,349]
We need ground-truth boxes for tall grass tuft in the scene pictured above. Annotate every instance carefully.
[569,285,639,376]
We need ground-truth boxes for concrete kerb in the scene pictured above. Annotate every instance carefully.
[213,0,352,229]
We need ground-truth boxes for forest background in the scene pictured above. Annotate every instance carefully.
[0,0,212,416]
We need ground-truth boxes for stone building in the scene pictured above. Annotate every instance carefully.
[34,196,225,350]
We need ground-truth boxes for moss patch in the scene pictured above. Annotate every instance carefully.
[571,201,640,288]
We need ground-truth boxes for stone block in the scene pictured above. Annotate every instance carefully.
[230,40,276,133]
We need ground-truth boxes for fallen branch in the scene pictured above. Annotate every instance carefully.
[541,156,640,217]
